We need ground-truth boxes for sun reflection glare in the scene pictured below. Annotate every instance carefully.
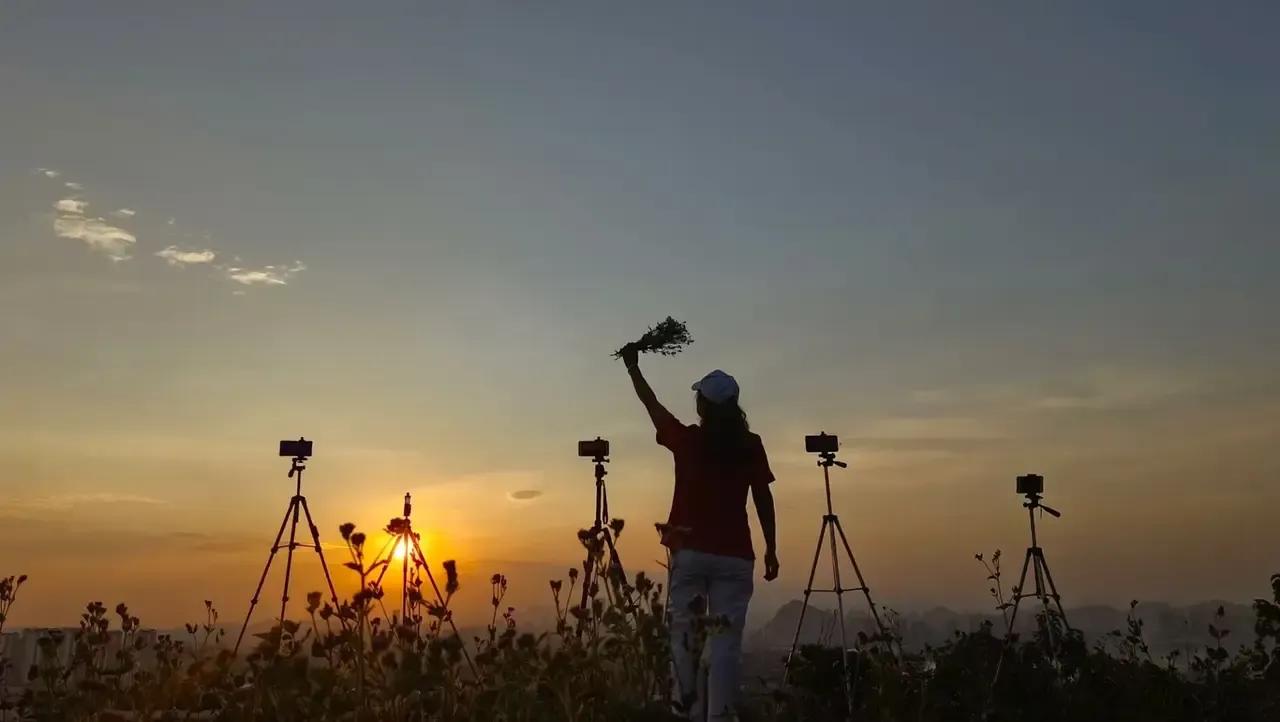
[392,537,410,561]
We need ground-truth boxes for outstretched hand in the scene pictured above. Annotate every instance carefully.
[763,551,780,581]
[619,343,639,369]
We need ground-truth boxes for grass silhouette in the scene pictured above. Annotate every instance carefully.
[2,540,1278,720]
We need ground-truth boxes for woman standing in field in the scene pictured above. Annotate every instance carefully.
[620,345,779,721]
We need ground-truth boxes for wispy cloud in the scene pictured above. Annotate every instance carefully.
[156,246,216,266]
[164,531,259,553]
[54,198,88,214]
[53,215,137,260]
[5,492,167,513]
[34,168,306,285]
[909,366,1196,415]
[857,416,1006,441]
[44,176,137,261]
[1034,367,1193,411]
[225,261,306,287]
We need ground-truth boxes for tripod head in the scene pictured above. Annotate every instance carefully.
[806,432,849,516]
[1022,492,1061,518]
[817,451,848,469]
[280,437,312,479]
[806,432,847,468]
[578,437,610,481]
[578,437,613,527]
[1016,474,1060,517]
[385,493,416,535]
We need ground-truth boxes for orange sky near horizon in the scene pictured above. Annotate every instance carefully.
[3,1,1279,633]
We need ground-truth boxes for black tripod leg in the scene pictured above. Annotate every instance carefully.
[578,531,601,613]
[825,518,854,721]
[299,497,345,628]
[409,535,477,676]
[234,500,295,653]
[1030,549,1058,652]
[278,498,303,627]
[409,536,447,608]
[785,517,830,682]
[370,533,399,590]
[367,532,403,623]
[1005,547,1035,636]
[1034,550,1064,655]
[1037,548,1069,626]
[602,530,627,602]
[401,538,410,620]
[370,532,400,620]
[831,516,896,656]
[991,547,1036,691]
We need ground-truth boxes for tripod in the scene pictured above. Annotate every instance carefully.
[577,445,626,616]
[368,493,435,620]
[235,448,343,654]
[368,492,476,674]
[1005,492,1070,647]
[988,487,1072,695]
[785,444,894,717]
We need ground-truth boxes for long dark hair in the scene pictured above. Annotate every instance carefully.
[696,393,751,459]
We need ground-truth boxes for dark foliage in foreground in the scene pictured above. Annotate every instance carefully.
[1,533,1277,721]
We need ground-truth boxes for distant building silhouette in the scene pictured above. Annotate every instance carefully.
[2,627,161,689]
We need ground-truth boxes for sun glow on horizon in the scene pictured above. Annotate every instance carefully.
[392,537,410,561]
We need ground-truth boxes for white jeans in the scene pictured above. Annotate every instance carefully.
[668,549,754,721]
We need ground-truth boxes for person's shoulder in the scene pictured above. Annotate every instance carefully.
[664,421,699,440]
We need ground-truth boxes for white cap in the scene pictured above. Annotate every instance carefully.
[692,369,740,404]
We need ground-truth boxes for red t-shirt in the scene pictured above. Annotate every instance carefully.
[656,416,774,560]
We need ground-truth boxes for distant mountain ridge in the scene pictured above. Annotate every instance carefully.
[749,599,1257,657]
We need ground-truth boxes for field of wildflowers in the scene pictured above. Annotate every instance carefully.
[2,524,1278,721]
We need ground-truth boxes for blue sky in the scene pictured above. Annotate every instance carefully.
[1,1,1277,626]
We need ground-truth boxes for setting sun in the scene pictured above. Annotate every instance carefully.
[392,537,410,561]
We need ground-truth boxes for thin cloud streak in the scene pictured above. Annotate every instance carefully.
[54,198,88,214]
[156,246,216,266]
[53,215,137,260]
[857,416,1006,441]
[225,261,306,287]
[3,492,168,514]
[33,166,306,287]
[1034,368,1193,411]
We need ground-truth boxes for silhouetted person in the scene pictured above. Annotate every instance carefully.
[621,345,778,722]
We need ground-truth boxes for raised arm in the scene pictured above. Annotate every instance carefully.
[752,480,779,581]
[620,345,679,431]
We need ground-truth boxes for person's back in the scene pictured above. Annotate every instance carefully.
[658,420,770,559]
[621,347,778,721]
